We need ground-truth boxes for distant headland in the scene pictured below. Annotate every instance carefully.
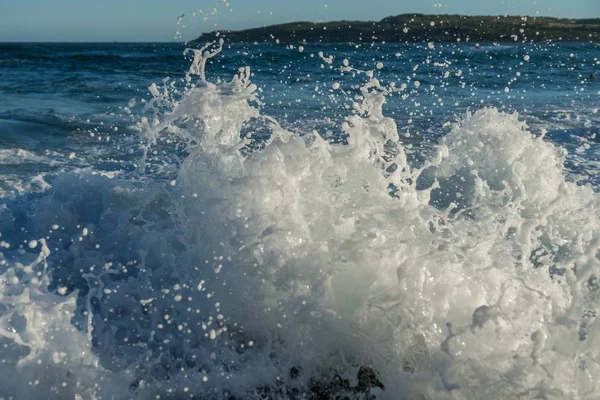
[194,14,600,43]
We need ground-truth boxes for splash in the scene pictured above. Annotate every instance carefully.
[0,41,599,400]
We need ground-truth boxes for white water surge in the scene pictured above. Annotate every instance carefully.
[0,40,599,399]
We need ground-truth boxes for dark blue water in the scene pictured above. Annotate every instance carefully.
[1,41,598,196]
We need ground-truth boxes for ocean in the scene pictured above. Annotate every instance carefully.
[0,39,599,399]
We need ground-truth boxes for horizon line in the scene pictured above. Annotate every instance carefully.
[1,12,598,43]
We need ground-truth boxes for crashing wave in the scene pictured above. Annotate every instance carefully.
[0,40,599,399]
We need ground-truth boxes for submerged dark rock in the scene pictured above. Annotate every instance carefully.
[252,365,385,399]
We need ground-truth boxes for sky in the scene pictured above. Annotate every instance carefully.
[0,0,598,42]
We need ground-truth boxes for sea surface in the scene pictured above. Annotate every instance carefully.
[0,40,599,399]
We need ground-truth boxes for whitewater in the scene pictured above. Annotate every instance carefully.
[0,36,600,399]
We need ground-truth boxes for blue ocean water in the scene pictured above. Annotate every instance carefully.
[0,40,600,399]
[1,42,598,194]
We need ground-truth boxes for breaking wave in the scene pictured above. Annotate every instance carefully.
[0,40,599,399]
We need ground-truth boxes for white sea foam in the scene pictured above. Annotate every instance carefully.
[0,148,65,166]
[0,43,599,400]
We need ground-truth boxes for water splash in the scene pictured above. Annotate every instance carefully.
[0,42,599,400]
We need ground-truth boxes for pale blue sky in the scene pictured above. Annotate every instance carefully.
[0,0,598,42]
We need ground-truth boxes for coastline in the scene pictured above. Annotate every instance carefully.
[194,13,600,43]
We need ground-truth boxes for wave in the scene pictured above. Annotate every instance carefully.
[0,40,599,399]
